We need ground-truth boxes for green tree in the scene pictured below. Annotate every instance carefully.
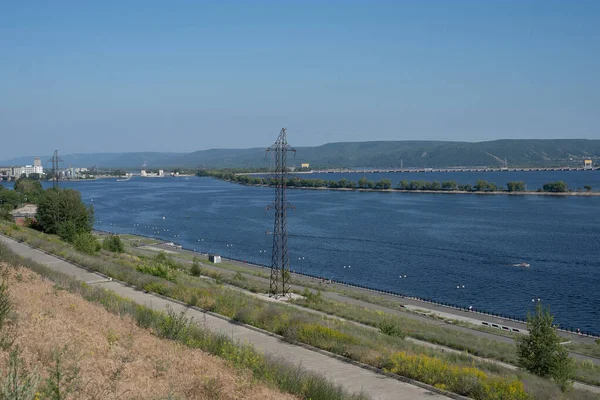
[516,303,574,390]
[14,177,44,204]
[375,179,392,189]
[584,185,592,192]
[507,181,526,192]
[358,177,369,189]
[102,235,124,253]
[398,180,409,190]
[36,189,94,242]
[474,180,489,191]
[542,181,568,193]
[441,180,458,190]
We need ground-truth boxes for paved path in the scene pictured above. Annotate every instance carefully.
[0,235,450,400]
[135,243,600,366]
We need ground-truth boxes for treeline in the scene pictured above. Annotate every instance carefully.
[197,171,591,194]
[1,177,123,254]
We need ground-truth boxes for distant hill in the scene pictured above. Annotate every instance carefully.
[2,139,599,169]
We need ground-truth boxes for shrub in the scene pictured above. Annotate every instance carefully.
[144,282,168,295]
[137,264,177,282]
[157,306,191,340]
[297,324,357,347]
[190,258,202,277]
[72,233,100,255]
[385,351,531,399]
[102,235,124,253]
[378,318,406,338]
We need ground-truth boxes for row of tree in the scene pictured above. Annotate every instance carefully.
[198,171,593,194]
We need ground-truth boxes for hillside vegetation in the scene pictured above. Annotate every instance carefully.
[3,139,599,169]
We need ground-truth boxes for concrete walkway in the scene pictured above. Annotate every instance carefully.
[0,235,450,400]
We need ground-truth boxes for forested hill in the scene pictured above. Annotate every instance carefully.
[3,139,599,169]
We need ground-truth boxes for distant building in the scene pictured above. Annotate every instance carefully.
[301,163,310,169]
[584,159,593,169]
[12,165,43,178]
[10,157,44,178]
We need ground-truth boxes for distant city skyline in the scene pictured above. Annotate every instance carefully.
[1,1,599,160]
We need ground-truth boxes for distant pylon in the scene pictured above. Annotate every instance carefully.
[47,150,63,189]
[266,128,296,298]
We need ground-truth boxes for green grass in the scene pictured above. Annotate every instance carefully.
[1,224,598,399]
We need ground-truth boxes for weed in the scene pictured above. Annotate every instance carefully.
[157,306,191,341]
[0,347,40,400]
[40,347,80,400]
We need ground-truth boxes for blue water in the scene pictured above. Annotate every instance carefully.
[3,176,600,332]
[292,170,600,191]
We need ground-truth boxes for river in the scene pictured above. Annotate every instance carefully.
[3,174,600,333]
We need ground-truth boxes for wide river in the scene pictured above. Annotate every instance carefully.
[4,172,600,333]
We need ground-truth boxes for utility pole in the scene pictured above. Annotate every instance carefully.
[47,150,63,189]
[266,128,296,298]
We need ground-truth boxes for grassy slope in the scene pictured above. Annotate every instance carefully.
[2,266,296,400]
[2,224,599,399]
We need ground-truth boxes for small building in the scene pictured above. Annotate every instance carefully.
[10,204,37,226]
[208,254,222,263]
[584,159,593,169]
[301,163,310,169]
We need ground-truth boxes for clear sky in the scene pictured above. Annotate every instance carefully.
[1,0,599,159]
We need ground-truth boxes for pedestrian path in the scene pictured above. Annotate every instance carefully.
[0,235,450,400]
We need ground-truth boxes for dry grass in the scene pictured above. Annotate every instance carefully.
[2,265,296,400]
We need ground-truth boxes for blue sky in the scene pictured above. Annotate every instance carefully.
[1,0,599,159]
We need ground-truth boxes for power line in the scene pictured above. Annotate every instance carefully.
[47,150,63,189]
[265,128,296,298]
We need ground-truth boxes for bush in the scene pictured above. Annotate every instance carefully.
[378,318,406,338]
[190,258,202,277]
[72,233,100,255]
[137,264,177,282]
[157,306,191,341]
[102,235,124,253]
[385,351,531,399]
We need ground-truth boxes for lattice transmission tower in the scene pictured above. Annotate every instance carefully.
[266,128,296,298]
[47,150,63,189]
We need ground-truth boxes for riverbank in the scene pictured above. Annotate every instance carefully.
[3,225,598,398]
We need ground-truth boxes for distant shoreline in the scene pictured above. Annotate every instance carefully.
[228,181,600,196]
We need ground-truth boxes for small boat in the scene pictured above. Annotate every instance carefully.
[518,262,530,268]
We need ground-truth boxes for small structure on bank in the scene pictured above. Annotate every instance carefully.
[10,204,37,226]
[208,254,222,263]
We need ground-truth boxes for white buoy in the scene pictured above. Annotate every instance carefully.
[162,216,166,220]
